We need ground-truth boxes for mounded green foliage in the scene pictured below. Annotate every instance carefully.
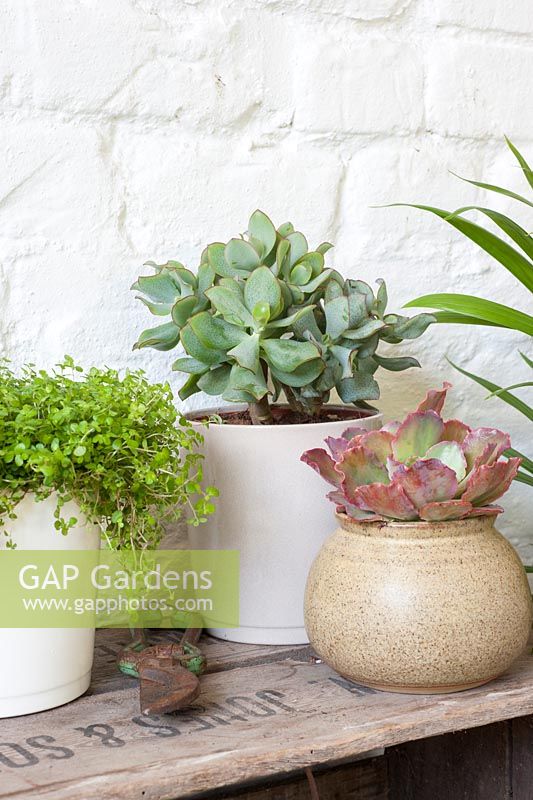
[0,358,217,550]
[133,211,434,422]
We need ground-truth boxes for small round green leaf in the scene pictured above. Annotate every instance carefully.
[133,322,181,352]
[248,210,277,258]
[270,359,324,387]
[189,311,247,350]
[253,301,271,325]
[243,266,283,317]
[228,334,260,372]
[180,323,226,365]
[287,232,308,266]
[224,239,261,271]
[171,296,198,328]
[205,287,254,328]
[261,338,321,372]
[198,365,232,396]
[290,262,313,286]
[134,274,181,304]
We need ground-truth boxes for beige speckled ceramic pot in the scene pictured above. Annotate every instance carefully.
[305,513,532,694]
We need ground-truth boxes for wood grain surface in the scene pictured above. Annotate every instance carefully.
[0,630,532,800]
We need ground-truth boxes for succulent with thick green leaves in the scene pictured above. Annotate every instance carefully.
[132,260,215,352]
[133,210,434,424]
[302,383,520,522]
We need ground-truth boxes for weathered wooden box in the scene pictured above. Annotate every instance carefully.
[1,630,532,799]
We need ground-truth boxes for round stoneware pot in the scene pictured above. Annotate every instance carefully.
[305,513,532,694]
[187,404,382,645]
[0,493,100,718]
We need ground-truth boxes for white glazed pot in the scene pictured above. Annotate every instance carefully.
[0,493,100,718]
[187,404,382,644]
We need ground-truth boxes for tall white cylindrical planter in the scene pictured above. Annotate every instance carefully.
[0,494,100,718]
[188,405,382,645]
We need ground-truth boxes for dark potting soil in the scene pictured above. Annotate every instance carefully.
[188,406,375,426]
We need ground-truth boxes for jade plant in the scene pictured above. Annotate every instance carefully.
[132,210,434,424]
[0,358,217,550]
[302,383,520,521]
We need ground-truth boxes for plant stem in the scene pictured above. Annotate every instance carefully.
[285,386,322,418]
[248,395,273,425]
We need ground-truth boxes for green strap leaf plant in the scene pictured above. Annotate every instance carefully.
[400,137,533,491]
[406,294,533,336]
[395,204,533,293]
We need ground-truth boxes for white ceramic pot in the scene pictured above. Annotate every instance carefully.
[0,493,100,718]
[188,404,382,644]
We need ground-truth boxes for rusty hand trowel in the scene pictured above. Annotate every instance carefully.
[118,628,206,715]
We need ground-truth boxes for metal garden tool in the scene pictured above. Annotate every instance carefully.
[118,628,206,715]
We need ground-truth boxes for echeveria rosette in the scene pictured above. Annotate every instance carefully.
[301,383,521,522]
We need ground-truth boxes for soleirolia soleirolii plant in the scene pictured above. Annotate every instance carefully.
[0,358,217,550]
[302,383,520,522]
[132,210,434,424]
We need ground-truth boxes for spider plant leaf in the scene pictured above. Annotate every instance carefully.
[515,470,533,487]
[448,358,533,422]
[392,204,533,292]
[430,311,500,327]
[405,294,533,336]
[506,447,533,475]
[520,351,533,369]
[488,381,533,398]
[448,173,533,209]
[444,206,533,263]
[505,136,533,192]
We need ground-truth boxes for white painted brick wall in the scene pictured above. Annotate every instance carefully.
[1,0,532,555]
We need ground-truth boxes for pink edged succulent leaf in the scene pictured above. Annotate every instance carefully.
[337,446,390,503]
[301,384,519,524]
[391,411,444,464]
[300,448,341,487]
[342,426,369,441]
[326,426,370,458]
[355,481,418,521]
[424,441,467,482]
[462,458,521,506]
[462,428,511,472]
[354,429,394,463]
[415,382,452,414]
[381,420,401,435]
[386,457,405,481]
[418,499,473,521]
[325,436,351,459]
[466,504,503,517]
[327,490,383,521]
[468,504,503,517]
[399,459,458,509]
[441,419,471,444]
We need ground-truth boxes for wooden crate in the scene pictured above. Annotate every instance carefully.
[1,629,532,799]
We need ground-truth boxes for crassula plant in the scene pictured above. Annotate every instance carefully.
[302,383,520,522]
[132,210,434,424]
